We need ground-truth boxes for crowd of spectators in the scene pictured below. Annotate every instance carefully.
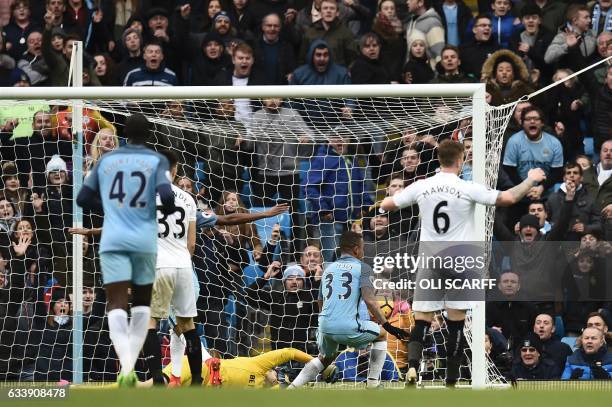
[0,0,611,384]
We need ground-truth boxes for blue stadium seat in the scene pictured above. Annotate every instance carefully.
[249,207,292,242]
[561,336,578,350]
[553,183,562,192]
[584,137,594,158]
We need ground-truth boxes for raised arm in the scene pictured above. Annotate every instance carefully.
[215,204,289,226]
[495,168,547,207]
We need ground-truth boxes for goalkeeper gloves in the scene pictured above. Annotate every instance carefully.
[383,322,410,340]
[591,364,611,380]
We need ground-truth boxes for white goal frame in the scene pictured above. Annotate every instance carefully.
[0,47,489,387]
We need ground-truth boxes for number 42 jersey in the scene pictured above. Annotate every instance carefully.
[392,172,500,242]
[84,144,171,254]
[156,184,197,268]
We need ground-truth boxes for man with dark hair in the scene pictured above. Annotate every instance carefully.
[459,14,500,80]
[298,0,358,67]
[77,113,176,387]
[508,3,555,85]
[123,40,177,86]
[382,139,546,386]
[288,231,409,388]
[43,12,100,86]
[546,162,602,241]
[429,45,472,83]
[503,106,564,202]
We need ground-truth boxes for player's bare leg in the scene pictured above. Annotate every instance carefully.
[406,311,434,386]
[105,281,138,386]
[366,330,389,389]
[444,308,467,387]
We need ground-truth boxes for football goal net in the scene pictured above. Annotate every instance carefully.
[0,42,515,388]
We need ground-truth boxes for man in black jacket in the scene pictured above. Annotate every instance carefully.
[493,180,575,303]
[252,13,296,85]
[546,162,602,241]
[508,3,554,85]
[486,271,537,348]
[459,14,500,80]
[511,332,561,380]
[533,313,573,373]
[243,262,319,354]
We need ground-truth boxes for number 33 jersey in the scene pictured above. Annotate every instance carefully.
[392,172,499,242]
[156,184,197,268]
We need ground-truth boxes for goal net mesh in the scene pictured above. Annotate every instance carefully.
[0,94,513,386]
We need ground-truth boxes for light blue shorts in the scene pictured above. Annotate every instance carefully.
[317,320,380,357]
[100,251,157,286]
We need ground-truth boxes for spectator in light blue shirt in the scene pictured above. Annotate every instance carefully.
[503,106,564,201]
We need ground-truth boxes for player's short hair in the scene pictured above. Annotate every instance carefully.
[564,162,583,175]
[437,140,464,167]
[159,149,179,169]
[124,113,151,143]
[339,231,363,254]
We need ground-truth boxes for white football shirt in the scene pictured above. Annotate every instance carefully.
[156,184,197,268]
[392,172,499,242]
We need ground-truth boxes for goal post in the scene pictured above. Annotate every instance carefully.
[0,66,511,386]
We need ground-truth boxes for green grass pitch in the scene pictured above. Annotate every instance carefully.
[8,387,610,407]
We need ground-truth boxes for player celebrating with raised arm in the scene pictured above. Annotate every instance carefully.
[76,114,177,387]
[380,140,547,387]
[288,231,409,389]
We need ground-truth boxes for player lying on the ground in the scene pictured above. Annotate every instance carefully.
[138,347,315,388]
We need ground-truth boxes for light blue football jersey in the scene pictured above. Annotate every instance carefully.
[318,255,374,334]
[84,144,171,253]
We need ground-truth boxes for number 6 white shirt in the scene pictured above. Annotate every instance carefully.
[156,184,197,268]
[392,172,499,242]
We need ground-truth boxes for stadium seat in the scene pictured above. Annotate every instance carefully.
[583,137,594,158]
[561,336,578,350]
[249,207,292,242]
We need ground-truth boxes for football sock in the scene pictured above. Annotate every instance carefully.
[107,309,132,376]
[408,319,430,369]
[367,341,387,387]
[170,332,186,378]
[289,358,324,388]
[183,329,203,385]
[143,328,164,385]
[127,306,150,371]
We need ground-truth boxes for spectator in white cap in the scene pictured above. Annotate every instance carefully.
[45,154,68,186]
[282,264,306,292]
